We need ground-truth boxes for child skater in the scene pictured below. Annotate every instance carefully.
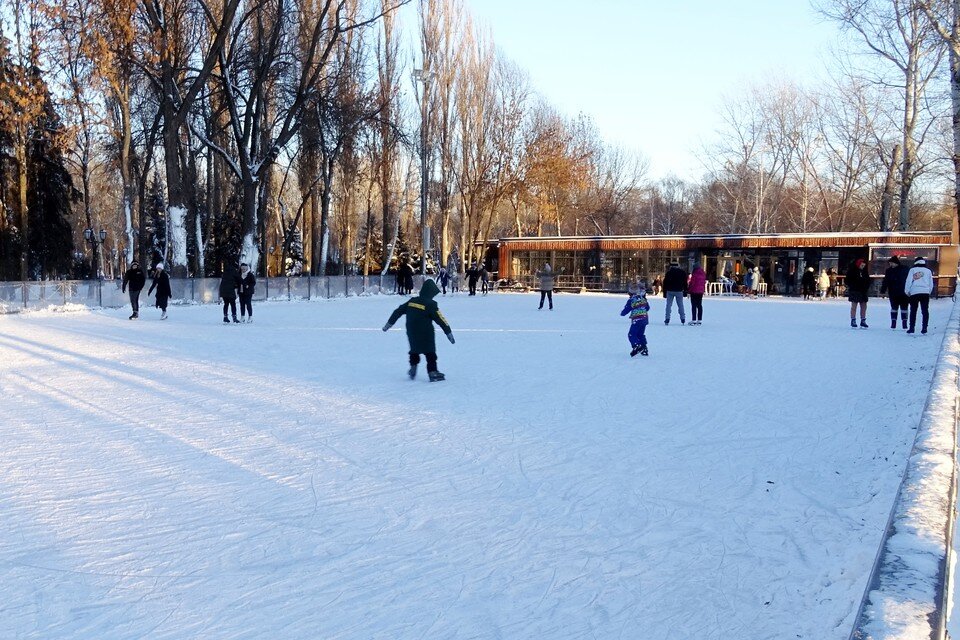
[620,285,650,357]
[383,279,455,381]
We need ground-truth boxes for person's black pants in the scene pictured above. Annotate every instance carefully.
[539,290,553,309]
[223,298,237,318]
[889,295,908,327]
[690,293,703,322]
[909,294,930,331]
[409,351,438,372]
[129,289,141,315]
[239,294,253,318]
[469,282,477,295]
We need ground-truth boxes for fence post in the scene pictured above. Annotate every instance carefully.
[287,277,291,301]
[326,276,331,299]
[265,276,269,300]
[307,274,312,300]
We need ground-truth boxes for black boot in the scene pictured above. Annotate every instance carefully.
[639,345,649,356]
[408,365,417,380]
[429,371,445,382]
[630,345,640,357]
[223,316,230,324]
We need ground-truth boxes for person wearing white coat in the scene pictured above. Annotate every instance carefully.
[904,257,934,334]
[818,270,830,299]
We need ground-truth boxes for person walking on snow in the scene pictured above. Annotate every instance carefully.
[880,255,910,330]
[750,266,762,297]
[687,263,706,325]
[620,286,651,356]
[742,268,753,296]
[480,266,490,295]
[437,267,449,295]
[122,261,146,319]
[818,269,830,300]
[147,263,171,320]
[466,264,481,296]
[237,263,256,322]
[801,267,816,300]
[662,261,688,324]
[219,265,240,323]
[383,278,455,382]
[536,263,555,309]
[904,256,934,334]
[846,258,871,328]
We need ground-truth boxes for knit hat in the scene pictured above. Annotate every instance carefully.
[915,257,926,266]
[888,255,900,265]
[155,262,164,271]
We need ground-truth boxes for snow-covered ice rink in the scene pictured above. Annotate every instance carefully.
[0,292,949,639]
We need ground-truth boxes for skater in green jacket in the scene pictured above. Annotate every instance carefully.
[383,278,455,381]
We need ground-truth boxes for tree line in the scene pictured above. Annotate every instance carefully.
[0,0,958,281]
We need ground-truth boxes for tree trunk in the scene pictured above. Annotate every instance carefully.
[880,144,901,231]
[16,135,29,281]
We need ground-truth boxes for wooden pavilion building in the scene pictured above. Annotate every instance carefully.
[486,231,959,296]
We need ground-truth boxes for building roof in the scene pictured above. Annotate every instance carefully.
[495,231,953,251]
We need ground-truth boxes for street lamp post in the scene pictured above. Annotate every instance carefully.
[83,228,107,279]
[413,68,436,276]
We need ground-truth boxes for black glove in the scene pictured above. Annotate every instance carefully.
[382,323,392,332]
[447,333,455,344]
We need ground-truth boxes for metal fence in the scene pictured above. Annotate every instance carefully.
[0,275,426,314]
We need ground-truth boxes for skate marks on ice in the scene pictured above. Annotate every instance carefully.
[0,295,947,639]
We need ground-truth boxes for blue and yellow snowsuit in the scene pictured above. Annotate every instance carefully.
[620,292,650,348]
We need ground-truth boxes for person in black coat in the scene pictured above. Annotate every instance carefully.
[397,261,414,295]
[219,265,240,323]
[846,258,871,328]
[879,255,910,330]
[147,263,172,320]
[801,267,817,300]
[122,261,146,319]
[466,264,480,296]
[662,262,688,324]
[237,263,256,322]
[437,267,449,295]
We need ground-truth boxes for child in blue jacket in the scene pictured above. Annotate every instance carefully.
[620,287,650,357]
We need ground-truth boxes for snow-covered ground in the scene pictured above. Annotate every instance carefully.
[0,292,948,639]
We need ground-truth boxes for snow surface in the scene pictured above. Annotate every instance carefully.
[0,293,949,639]
[858,300,959,639]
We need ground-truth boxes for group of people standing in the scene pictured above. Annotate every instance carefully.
[122,262,171,320]
[874,255,934,333]
[658,262,708,326]
[218,263,257,323]
[121,261,256,323]
[800,267,834,300]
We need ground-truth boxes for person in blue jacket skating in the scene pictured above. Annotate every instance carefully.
[620,286,650,357]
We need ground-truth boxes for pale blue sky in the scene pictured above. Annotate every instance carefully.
[464,0,840,180]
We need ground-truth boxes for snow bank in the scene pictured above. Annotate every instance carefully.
[854,299,960,640]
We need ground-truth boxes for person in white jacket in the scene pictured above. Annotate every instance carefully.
[904,257,934,334]
[817,269,830,299]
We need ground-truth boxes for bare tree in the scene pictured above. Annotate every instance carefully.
[819,0,945,230]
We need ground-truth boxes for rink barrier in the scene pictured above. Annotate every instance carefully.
[849,298,960,640]
[0,275,427,314]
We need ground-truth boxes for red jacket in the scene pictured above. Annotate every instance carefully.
[688,268,707,294]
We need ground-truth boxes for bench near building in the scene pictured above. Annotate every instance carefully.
[487,231,959,296]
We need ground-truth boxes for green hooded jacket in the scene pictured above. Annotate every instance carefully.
[386,279,452,353]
